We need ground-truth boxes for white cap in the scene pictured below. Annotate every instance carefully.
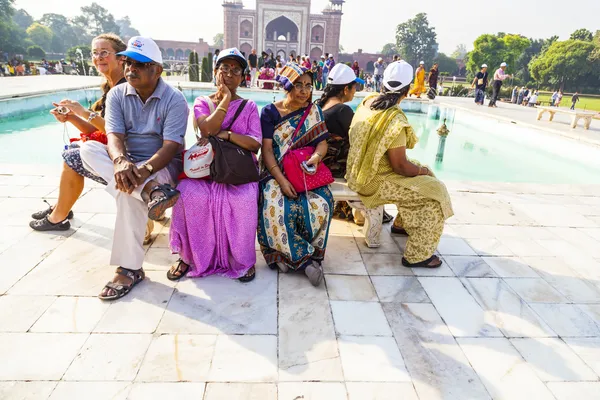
[328,54,334,58]
[327,63,365,85]
[419,61,424,65]
[481,64,488,68]
[377,57,383,62]
[500,62,507,67]
[118,36,162,64]
[216,47,248,71]
[320,55,325,59]
[383,60,413,92]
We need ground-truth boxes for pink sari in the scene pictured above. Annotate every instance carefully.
[169,97,262,278]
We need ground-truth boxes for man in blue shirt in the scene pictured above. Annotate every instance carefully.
[322,53,336,89]
[80,37,189,301]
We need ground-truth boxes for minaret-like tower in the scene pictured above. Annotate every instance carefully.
[223,0,244,49]
[322,0,344,59]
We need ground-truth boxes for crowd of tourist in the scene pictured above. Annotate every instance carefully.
[0,57,78,76]
[29,33,453,300]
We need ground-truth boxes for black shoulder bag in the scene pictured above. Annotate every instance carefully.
[209,100,260,185]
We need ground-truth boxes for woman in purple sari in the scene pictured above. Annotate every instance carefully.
[168,48,262,282]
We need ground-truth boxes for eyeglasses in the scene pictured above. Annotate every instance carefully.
[219,65,243,76]
[124,58,156,69]
[90,50,116,59]
[293,83,313,92]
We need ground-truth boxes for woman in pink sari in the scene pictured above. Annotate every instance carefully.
[168,48,262,282]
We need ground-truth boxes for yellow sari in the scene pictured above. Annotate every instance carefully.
[346,95,453,263]
[409,67,426,96]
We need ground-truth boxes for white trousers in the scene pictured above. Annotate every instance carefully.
[80,141,175,271]
[250,68,258,87]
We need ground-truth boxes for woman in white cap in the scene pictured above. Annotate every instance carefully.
[409,61,426,98]
[346,61,454,268]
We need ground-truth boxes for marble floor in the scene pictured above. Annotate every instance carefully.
[1,168,600,400]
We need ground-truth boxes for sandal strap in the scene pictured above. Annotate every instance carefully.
[171,259,189,274]
[149,184,177,199]
[104,281,128,292]
[115,267,144,283]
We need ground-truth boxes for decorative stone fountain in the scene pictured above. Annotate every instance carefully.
[436,118,450,163]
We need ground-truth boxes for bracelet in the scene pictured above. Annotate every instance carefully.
[268,164,279,172]
[217,106,228,114]
[87,111,98,123]
[113,155,128,164]
[227,131,232,141]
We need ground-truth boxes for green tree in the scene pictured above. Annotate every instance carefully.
[380,43,397,57]
[434,53,458,75]
[27,44,45,58]
[201,55,211,82]
[395,13,438,67]
[466,33,530,79]
[450,44,467,59]
[79,3,120,36]
[26,22,53,51]
[213,33,224,48]
[529,39,598,91]
[570,28,593,42]
[12,9,32,29]
[39,13,77,53]
[0,0,15,20]
[116,16,139,40]
[188,51,199,82]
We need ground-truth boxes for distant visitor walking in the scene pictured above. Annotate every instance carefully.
[488,62,512,107]
[571,92,580,110]
[471,64,488,105]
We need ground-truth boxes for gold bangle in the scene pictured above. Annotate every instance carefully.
[268,164,279,172]
[217,106,228,114]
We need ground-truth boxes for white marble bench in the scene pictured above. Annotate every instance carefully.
[330,179,384,248]
[536,106,596,130]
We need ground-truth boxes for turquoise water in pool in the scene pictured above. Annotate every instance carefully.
[2,88,600,184]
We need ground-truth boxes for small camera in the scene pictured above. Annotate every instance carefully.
[56,106,69,115]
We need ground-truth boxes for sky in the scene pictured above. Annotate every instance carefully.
[14,0,599,55]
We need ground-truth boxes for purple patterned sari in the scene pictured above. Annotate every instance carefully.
[169,97,262,278]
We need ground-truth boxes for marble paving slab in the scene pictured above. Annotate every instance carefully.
[418,277,502,337]
[278,274,344,382]
[457,338,556,400]
[461,278,556,337]
[383,303,491,400]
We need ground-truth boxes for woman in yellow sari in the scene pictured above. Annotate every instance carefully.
[409,61,426,98]
[346,61,453,268]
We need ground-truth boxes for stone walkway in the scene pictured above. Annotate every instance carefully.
[1,168,600,400]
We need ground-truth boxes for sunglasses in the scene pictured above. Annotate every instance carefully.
[218,65,243,76]
[124,58,157,69]
[90,50,116,59]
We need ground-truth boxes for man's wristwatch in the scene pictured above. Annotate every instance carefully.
[142,163,154,174]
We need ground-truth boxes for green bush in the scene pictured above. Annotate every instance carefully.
[27,45,45,59]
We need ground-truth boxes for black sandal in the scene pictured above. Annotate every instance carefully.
[167,259,190,281]
[98,267,145,301]
[382,210,394,224]
[31,200,74,220]
[29,215,71,231]
[147,184,180,221]
[238,266,256,283]
[391,226,408,235]
[402,255,442,269]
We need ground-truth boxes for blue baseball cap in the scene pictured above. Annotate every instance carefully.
[216,48,248,71]
[117,36,163,64]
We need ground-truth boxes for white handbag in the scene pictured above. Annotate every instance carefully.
[184,96,215,179]
[183,142,214,179]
